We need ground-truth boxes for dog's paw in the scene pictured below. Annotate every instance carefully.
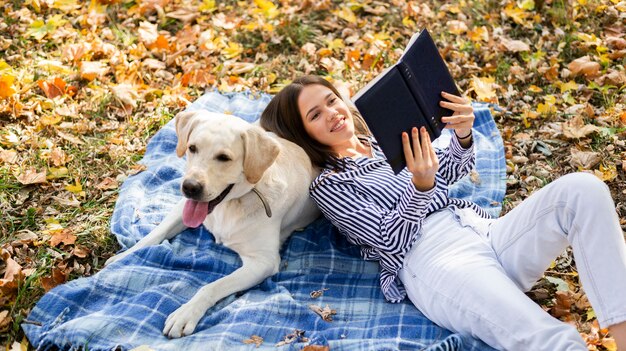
[163,302,205,338]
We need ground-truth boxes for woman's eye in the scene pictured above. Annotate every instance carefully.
[329,97,337,104]
[311,112,320,120]
[188,145,197,153]
[216,154,231,162]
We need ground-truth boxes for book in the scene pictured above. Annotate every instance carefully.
[352,29,461,174]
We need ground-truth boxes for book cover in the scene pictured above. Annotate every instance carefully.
[352,29,461,174]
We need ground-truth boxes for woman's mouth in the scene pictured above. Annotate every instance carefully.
[331,117,346,132]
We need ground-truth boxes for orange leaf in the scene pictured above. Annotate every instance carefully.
[568,56,601,78]
[37,77,67,99]
[0,74,16,99]
[41,267,68,291]
[49,229,77,247]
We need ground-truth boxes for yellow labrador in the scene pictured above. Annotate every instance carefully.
[105,110,320,338]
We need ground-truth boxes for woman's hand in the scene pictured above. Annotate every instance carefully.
[402,126,439,191]
[440,92,474,142]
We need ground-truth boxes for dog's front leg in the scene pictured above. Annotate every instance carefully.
[163,253,279,338]
[105,199,188,266]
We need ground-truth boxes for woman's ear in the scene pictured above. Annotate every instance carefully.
[175,111,198,157]
[241,127,280,184]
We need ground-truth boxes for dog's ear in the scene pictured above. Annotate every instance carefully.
[175,111,199,157]
[241,127,280,184]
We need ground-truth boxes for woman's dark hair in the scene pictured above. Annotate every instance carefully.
[260,75,370,169]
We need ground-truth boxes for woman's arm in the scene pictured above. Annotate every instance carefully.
[310,175,435,255]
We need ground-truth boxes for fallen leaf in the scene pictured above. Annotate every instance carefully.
[49,229,77,246]
[0,250,24,296]
[80,61,109,81]
[0,148,18,164]
[568,56,601,78]
[96,177,118,190]
[40,267,68,291]
[500,38,530,52]
[0,310,11,332]
[302,346,330,351]
[72,245,90,258]
[562,115,599,139]
[112,84,139,108]
[242,335,264,348]
[37,77,67,99]
[138,21,159,46]
[309,304,337,322]
[569,149,601,170]
[469,76,498,103]
[0,74,16,99]
[16,168,47,185]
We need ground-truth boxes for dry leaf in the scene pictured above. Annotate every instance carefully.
[49,229,77,247]
[72,245,90,258]
[242,335,263,348]
[0,310,11,332]
[40,267,68,291]
[138,21,159,46]
[302,346,330,351]
[16,168,47,185]
[469,76,498,103]
[569,149,601,170]
[500,38,530,52]
[0,148,18,164]
[96,177,118,190]
[80,61,109,81]
[562,115,599,139]
[567,56,600,78]
[309,304,337,322]
[0,250,24,296]
[112,84,139,108]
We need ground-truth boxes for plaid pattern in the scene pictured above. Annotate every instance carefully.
[22,91,503,351]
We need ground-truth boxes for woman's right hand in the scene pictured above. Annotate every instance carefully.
[402,127,439,191]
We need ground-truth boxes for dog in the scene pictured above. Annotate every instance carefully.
[105,110,320,338]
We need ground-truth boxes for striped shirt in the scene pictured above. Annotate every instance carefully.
[309,134,491,303]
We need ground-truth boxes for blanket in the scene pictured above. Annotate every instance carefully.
[23,91,505,351]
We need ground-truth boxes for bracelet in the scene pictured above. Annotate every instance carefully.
[455,131,472,140]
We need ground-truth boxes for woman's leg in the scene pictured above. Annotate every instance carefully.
[400,209,587,351]
[487,172,626,342]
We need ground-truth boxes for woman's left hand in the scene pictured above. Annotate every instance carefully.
[439,91,474,139]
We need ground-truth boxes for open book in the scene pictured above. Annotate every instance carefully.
[352,29,461,174]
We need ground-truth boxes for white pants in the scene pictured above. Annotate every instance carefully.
[399,173,626,351]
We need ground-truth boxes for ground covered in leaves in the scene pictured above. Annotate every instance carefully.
[1,0,625,349]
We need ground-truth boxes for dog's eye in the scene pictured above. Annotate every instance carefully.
[188,145,197,153]
[216,154,231,162]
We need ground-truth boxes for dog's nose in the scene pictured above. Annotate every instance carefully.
[182,179,203,198]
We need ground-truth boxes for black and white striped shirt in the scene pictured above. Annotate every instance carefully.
[309,134,490,303]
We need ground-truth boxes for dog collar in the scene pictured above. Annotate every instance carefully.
[251,188,272,218]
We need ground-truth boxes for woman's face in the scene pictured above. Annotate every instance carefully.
[297,84,355,151]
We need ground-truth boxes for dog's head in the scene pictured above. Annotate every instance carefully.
[174,110,280,227]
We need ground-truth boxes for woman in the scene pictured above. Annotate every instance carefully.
[260,75,626,350]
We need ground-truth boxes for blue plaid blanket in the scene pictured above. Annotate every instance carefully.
[23,91,505,351]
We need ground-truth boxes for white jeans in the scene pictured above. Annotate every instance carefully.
[399,173,626,351]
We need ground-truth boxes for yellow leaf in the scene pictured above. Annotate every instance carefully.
[222,41,243,60]
[537,95,557,115]
[402,16,415,28]
[503,3,530,26]
[558,80,579,93]
[253,0,279,19]
[52,0,79,12]
[468,26,489,42]
[469,76,497,102]
[326,38,345,51]
[47,167,69,179]
[26,15,67,41]
[594,164,617,181]
[199,0,216,12]
[65,178,83,194]
[602,337,617,351]
[39,115,63,126]
[576,32,601,46]
[518,0,535,10]
[0,75,16,99]
[333,6,357,24]
[0,60,12,74]
[528,85,543,93]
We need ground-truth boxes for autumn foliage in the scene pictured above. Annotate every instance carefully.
[1,0,625,349]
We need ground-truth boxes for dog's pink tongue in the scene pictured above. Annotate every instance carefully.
[182,199,209,228]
